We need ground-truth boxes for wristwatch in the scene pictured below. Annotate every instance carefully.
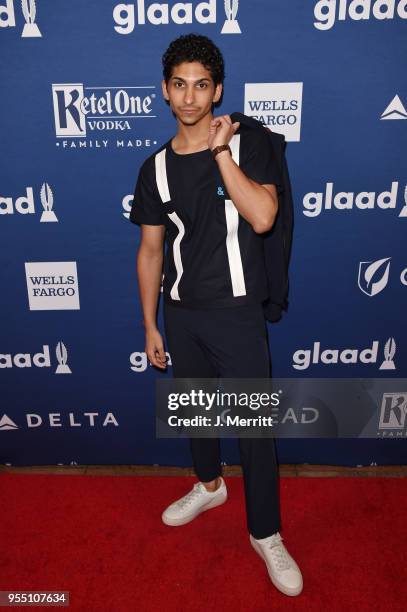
[211,144,231,159]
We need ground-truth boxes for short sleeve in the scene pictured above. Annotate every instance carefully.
[240,126,284,193]
[129,159,165,226]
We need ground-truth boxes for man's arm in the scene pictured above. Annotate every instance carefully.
[208,115,279,234]
[215,151,278,234]
[137,224,167,369]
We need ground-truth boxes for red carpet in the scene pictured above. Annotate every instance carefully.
[1,474,406,611]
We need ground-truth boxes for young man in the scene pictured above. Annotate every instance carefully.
[129,34,303,597]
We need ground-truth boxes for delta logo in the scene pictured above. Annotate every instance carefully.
[0,412,119,430]
[380,95,407,120]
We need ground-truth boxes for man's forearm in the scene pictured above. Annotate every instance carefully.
[137,248,163,330]
[215,150,278,233]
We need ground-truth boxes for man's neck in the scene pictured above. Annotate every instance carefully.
[172,111,213,153]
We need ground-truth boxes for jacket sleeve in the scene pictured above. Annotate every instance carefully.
[240,126,284,194]
[129,158,165,226]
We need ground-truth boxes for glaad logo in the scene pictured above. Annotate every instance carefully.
[380,337,396,370]
[0,183,58,222]
[0,0,42,37]
[40,183,57,221]
[313,0,407,31]
[52,83,156,146]
[112,0,241,34]
[378,392,407,434]
[55,341,71,374]
[292,338,397,370]
[130,350,171,371]
[0,342,71,373]
[244,83,303,142]
[358,257,391,296]
[303,182,407,218]
[222,0,241,33]
[25,262,80,310]
[381,95,407,120]
[0,413,119,430]
[122,193,134,219]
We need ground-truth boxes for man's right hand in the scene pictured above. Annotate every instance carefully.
[146,327,167,369]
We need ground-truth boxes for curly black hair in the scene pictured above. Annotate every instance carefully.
[162,33,225,86]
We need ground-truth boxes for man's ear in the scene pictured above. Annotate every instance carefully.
[213,82,222,104]
[161,79,169,101]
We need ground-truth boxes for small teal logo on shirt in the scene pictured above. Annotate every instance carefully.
[217,186,225,196]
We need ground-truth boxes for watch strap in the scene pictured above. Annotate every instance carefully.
[211,144,231,159]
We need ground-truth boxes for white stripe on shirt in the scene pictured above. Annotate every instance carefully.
[167,211,185,300]
[155,149,171,203]
[224,133,246,296]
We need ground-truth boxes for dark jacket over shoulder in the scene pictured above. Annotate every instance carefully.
[230,112,294,323]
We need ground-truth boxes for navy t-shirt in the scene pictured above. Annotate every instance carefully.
[129,124,282,309]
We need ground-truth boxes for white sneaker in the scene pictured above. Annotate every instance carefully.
[250,531,303,596]
[162,477,227,526]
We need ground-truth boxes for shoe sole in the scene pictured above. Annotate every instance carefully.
[162,490,227,526]
[250,535,303,597]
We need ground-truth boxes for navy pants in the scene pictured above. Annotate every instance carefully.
[163,301,281,539]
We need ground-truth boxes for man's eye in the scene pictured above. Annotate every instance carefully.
[198,83,207,88]
[174,82,183,87]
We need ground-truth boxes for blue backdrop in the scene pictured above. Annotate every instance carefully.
[1,0,406,466]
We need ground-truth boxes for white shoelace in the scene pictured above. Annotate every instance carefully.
[266,535,292,571]
[176,483,207,509]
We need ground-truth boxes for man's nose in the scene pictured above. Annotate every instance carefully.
[183,86,195,104]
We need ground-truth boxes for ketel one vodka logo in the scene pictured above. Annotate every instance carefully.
[52,83,155,137]
[0,0,42,37]
[378,392,407,433]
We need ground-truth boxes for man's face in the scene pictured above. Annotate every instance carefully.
[161,61,222,126]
